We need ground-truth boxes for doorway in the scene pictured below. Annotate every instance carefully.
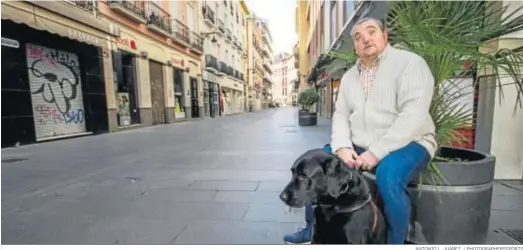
[190,77,199,118]
[149,60,165,124]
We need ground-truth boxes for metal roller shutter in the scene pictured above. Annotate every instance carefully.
[25,43,87,140]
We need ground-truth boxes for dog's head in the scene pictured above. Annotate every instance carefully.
[279,148,364,208]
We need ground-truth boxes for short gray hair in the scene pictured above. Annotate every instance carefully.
[350,17,386,37]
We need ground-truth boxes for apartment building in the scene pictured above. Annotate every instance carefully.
[294,0,363,119]
[259,21,275,108]
[201,0,246,117]
[272,53,298,106]
[99,0,204,126]
[1,1,120,147]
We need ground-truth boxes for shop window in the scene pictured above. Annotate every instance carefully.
[173,68,185,114]
[113,50,140,126]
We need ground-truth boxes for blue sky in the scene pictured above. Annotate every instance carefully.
[244,0,297,54]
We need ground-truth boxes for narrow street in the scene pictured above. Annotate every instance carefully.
[1,107,331,244]
[2,107,522,244]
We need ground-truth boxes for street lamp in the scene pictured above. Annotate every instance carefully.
[199,31,219,44]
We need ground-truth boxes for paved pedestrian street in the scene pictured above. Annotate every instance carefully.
[2,108,522,244]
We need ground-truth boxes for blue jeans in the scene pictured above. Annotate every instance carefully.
[306,142,430,244]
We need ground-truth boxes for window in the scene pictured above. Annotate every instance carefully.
[174,68,185,113]
[169,1,179,19]
[343,0,354,23]
[330,1,337,45]
[187,4,195,31]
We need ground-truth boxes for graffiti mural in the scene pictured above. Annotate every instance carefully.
[26,44,86,140]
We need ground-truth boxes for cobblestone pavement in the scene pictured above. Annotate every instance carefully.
[2,107,521,244]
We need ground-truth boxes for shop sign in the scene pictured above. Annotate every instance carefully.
[68,28,101,46]
[1,37,19,48]
[172,57,185,68]
[116,36,137,50]
[203,71,219,83]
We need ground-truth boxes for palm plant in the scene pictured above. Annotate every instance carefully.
[329,0,523,185]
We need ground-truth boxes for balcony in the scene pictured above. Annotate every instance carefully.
[205,55,219,72]
[172,19,190,45]
[146,2,171,37]
[262,46,271,58]
[108,0,147,24]
[226,66,234,76]
[203,4,215,26]
[239,72,244,82]
[263,60,273,74]
[70,0,96,13]
[233,69,239,79]
[217,61,227,76]
[217,20,225,35]
[225,28,232,43]
[190,31,203,53]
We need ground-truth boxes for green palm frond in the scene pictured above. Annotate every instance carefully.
[328,0,523,186]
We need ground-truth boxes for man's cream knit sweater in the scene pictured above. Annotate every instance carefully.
[331,44,437,160]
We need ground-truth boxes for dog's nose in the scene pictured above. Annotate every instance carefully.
[279,191,288,202]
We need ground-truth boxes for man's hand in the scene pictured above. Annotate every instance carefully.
[335,148,359,168]
[356,151,379,171]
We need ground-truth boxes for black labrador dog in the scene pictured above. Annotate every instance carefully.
[280,148,386,244]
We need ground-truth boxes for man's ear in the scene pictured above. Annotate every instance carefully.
[325,157,352,198]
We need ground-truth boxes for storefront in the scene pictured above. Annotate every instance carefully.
[220,76,244,115]
[112,34,141,128]
[203,71,220,118]
[185,60,203,119]
[172,59,186,119]
[1,1,119,147]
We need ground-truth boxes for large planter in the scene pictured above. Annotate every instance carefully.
[298,110,317,126]
[363,146,496,244]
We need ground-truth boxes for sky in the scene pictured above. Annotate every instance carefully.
[243,0,297,55]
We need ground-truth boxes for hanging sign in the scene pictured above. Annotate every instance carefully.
[2,37,19,48]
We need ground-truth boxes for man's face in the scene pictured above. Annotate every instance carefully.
[352,20,388,59]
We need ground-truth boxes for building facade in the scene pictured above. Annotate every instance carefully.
[294,0,360,119]
[201,0,246,117]
[260,21,275,108]
[272,53,298,106]
[1,1,119,147]
[99,0,204,127]
[239,6,273,112]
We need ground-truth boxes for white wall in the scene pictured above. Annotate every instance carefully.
[489,0,523,180]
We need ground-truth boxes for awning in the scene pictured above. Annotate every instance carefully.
[1,1,117,49]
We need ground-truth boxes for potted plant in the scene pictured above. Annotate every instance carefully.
[329,0,523,244]
[298,87,320,126]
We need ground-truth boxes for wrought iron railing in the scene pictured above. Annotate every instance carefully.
[204,5,215,24]
[108,0,146,19]
[172,19,190,44]
[218,19,225,33]
[205,55,218,70]
[218,61,228,74]
[226,28,232,41]
[191,32,203,52]
[146,1,171,33]
[71,0,96,12]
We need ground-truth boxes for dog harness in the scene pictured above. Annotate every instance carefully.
[328,194,379,233]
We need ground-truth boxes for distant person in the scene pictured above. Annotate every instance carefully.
[283,17,436,244]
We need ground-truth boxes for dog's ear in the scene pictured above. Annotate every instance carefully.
[325,157,353,198]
